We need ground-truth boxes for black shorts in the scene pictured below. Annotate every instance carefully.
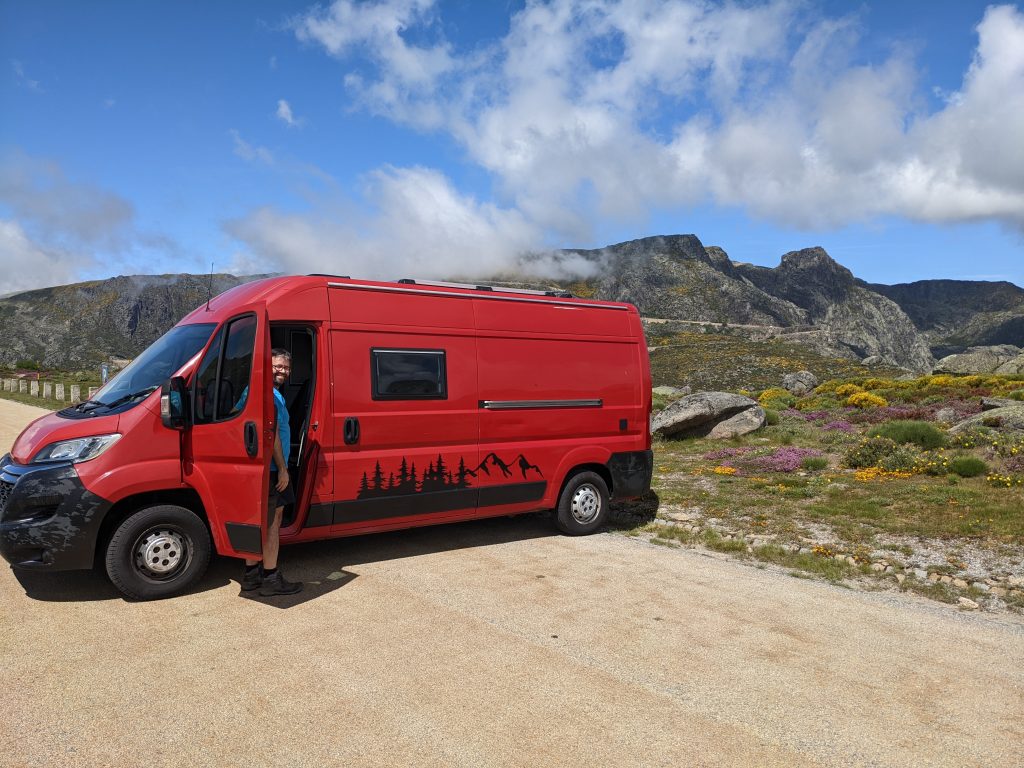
[268,471,297,511]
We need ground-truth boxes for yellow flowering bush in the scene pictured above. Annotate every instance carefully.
[847,391,888,408]
[835,383,864,397]
[758,387,792,404]
[861,378,894,390]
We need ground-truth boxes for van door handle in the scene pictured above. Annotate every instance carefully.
[343,417,360,445]
[244,421,259,458]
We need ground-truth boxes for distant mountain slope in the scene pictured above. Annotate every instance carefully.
[864,279,1024,356]
[0,274,265,368]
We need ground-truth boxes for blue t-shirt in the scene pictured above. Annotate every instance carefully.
[272,387,290,473]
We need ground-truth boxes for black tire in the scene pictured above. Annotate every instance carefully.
[554,471,610,535]
[104,504,211,600]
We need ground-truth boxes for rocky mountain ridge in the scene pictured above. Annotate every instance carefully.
[0,235,1020,372]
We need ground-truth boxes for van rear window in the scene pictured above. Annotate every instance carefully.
[371,349,447,400]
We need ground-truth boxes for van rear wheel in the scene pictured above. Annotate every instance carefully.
[555,471,610,535]
[105,505,211,600]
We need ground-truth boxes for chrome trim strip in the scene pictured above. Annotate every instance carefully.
[480,399,603,410]
[327,282,628,311]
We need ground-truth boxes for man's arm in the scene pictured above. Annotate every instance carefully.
[273,434,289,492]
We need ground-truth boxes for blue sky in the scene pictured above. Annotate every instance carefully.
[1,0,1022,296]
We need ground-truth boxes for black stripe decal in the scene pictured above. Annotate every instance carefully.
[225,522,262,554]
[304,503,334,528]
[478,481,547,507]
[331,481,548,525]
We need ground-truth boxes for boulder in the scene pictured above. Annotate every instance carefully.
[652,392,765,439]
[861,355,883,367]
[781,370,817,396]
[949,406,1024,434]
[995,354,1024,375]
[982,397,1020,410]
[934,345,1022,374]
[707,406,767,438]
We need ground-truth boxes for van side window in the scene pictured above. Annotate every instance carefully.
[371,349,447,400]
[194,315,257,423]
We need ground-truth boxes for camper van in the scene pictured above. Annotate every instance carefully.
[0,276,653,599]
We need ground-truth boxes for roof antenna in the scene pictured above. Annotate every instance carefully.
[205,261,214,311]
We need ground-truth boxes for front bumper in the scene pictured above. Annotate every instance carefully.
[0,453,111,571]
[606,450,654,499]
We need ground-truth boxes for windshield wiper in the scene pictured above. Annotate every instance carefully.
[75,399,105,412]
[97,386,159,410]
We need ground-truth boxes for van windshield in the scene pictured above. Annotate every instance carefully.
[80,323,217,414]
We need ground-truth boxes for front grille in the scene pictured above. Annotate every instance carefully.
[0,479,13,516]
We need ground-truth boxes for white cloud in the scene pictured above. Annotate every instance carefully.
[229,129,274,164]
[226,166,595,280]
[0,219,82,295]
[276,98,301,127]
[0,152,184,292]
[0,151,134,248]
[284,0,1024,238]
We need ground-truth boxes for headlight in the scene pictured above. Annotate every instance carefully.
[33,434,122,464]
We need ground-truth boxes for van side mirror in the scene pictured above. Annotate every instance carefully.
[160,376,190,430]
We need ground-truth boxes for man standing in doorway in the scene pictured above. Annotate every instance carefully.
[242,348,303,595]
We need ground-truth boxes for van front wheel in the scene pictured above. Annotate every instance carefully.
[555,472,610,535]
[105,505,211,600]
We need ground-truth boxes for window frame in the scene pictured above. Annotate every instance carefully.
[193,313,257,424]
[370,347,448,401]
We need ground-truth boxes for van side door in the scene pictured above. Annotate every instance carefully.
[327,329,480,532]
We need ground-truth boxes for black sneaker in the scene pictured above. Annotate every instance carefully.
[259,571,303,596]
[241,566,263,591]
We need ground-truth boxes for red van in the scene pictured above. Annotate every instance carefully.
[0,276,652,599]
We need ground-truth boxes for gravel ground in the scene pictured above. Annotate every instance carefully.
[1,399,1022,767]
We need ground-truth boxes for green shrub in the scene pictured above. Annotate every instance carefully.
[843,436,899,468]
[801,456,828,471]
[878,447,920,473]
[950,455,988,478]
[1008,389,1024,401]
[794,394,839,411]
[764,408,780,426]
[867,420,946,450]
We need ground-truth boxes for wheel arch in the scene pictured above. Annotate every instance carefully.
[93,488,209,569]
[554,462,613,508]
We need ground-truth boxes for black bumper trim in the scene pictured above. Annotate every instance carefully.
[0,453,112,571]
[607,450,653,499]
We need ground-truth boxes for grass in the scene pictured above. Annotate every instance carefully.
[0,389,67,410]
[635,375,1024,611]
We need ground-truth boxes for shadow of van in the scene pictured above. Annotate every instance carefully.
[11,511,568,605]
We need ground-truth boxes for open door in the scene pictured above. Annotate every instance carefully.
[183,307,274,559]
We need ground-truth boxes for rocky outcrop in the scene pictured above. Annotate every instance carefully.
[652,392,765,439]
[735,248,935,373]
[949,406,1024,434]
[565,236,808,327]
[782,371,817,396]
[933,346,1022,374]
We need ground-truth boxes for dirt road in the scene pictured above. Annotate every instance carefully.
[1,399,1022,767]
